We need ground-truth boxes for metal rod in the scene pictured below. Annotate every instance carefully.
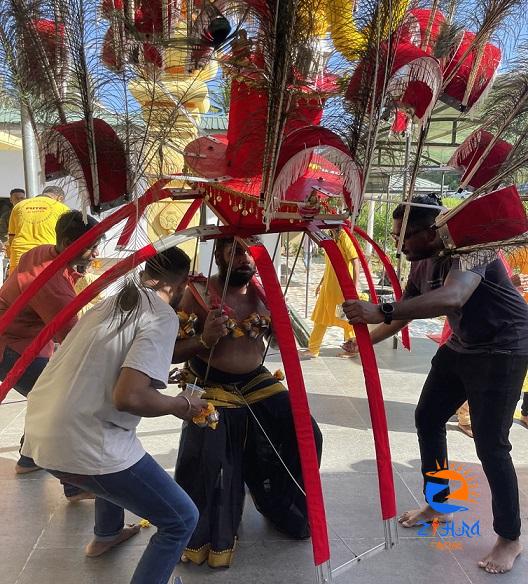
[331,542,386,578]
[315,560,334,584]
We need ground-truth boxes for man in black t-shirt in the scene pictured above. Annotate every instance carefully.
[343,194,528,575]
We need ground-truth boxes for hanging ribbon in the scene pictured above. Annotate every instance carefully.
[0,205,199,403]
[0,179,170,341]
[246,239,330,566]
[315,231,396,521]
[342,226,378,304]
[353,225,411,351]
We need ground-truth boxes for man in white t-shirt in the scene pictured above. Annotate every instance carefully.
[22,247,207,584]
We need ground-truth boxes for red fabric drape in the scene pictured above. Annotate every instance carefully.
[0,245,156,400]
[353,226,411,351]
[319,236,396,521]
[248,241,330,566]
[343,227,378,304]
[0,180,169,346]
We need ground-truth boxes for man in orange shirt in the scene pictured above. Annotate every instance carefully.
[7,185,70,274]
[0,210,99,493]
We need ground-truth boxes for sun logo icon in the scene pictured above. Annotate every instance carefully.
[425,460,480,514]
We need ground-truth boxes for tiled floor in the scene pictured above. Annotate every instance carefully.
[1,334,527,584]
[1,254,527,583]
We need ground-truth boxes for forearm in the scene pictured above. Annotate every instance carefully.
[391,288,459,321]
[172,335,209,364]
[370,319,410,344]
[119,386,188,418]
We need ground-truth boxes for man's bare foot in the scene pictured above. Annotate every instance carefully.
[478,536,522,574]
[15,463,41,475]
[66,491,96,503]
[85,525,141,557]
[398,504,453,528]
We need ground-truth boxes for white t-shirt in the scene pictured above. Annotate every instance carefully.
[22,289,178,475]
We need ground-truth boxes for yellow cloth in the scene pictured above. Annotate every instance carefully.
[510,248,528,393]
[8,197,70,274]
[308,323,356,356]
[507,248,528,301]
[311,230,359,327]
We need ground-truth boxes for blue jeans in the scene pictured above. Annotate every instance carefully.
[49,453,198,584]
[0,346,81,497]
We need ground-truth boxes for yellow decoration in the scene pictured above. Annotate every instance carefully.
[146,200,200,261]
[325,0,410,61]
[139,519,151,528]
[193,403,219,430]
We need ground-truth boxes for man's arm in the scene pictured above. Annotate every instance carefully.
[113,367,207,419]
[370,319,411,344]
[343,268,482,324]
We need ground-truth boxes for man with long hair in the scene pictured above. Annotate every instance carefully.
[21,247,206,584]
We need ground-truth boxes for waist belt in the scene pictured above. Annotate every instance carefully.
[183,367,286,408]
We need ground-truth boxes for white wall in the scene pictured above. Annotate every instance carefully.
[0,151,26,195]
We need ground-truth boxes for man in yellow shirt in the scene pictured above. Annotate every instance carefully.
[8,185,70,274]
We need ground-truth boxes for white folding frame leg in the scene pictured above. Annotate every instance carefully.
[384,517,399,549]
[315,560,333,583]
[315,560,334,584]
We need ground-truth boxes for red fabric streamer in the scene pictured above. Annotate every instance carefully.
[318,236,396,521]
[0,197,198,402]
[353,226,411,351]
[343,227,378,304]
[0,180,169,345]
[248,242,330,566]
[0,245,156,400]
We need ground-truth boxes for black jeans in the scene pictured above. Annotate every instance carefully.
[416,345,527,540]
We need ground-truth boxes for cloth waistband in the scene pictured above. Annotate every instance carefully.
[185,357,286,408]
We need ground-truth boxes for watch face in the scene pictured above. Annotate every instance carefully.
[381,303,394,314]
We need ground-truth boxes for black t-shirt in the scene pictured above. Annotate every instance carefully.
[403,255,528,354]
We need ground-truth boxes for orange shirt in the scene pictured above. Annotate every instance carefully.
[0,245,78,359]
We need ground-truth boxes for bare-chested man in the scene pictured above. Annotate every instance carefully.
[172,237,322,568]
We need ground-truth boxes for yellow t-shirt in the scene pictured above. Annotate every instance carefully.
[8,196,70,273]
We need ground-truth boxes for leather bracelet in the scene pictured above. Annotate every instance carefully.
[179,394,192,414]
[198,334,211,350]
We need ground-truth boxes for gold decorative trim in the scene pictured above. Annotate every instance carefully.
[182,543,210,565]
[207,540,237,568]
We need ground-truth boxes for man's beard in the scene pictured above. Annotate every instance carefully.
[218,264,256,287]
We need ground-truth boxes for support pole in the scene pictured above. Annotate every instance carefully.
[20,104,41,197]
[366,198,375,258]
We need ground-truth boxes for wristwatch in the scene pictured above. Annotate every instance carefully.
[379,302,394,325]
